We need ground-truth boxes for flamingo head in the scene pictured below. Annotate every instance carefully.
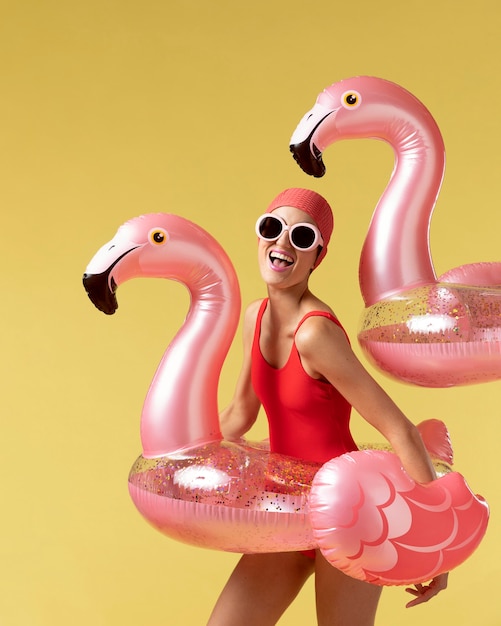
[290,76,436,177]
[83,213,217,315]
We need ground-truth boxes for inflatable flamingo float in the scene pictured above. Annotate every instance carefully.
[290,76,501,387]
[83,213,488,585]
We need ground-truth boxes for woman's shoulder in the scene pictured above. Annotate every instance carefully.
[295,308,349,353]
[296,310,343,334]
[241,299,266,338]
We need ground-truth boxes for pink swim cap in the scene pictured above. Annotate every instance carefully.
[266,188,333,267]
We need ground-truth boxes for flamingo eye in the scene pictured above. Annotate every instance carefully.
[148,228,168,245]
[341,90,362,109]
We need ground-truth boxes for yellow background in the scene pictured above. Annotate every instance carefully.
[2,1,499,624]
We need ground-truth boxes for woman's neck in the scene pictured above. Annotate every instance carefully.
[266,284,313,328]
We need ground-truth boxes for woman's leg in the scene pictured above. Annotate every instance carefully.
[207,552,315,626]
[314,552,382,626]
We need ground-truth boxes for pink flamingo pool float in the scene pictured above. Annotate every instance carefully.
[83,213,488,584]
[290,76,501,387]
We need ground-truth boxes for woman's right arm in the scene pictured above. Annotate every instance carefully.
[220,300,262,441]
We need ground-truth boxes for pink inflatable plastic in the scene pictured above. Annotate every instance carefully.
[83,213,488,585]
[290,76,501,387]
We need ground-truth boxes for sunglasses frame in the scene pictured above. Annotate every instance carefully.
[255,214,324,252]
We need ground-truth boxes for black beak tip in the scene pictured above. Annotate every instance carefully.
[83,273,118,315]
[289,142,326,178]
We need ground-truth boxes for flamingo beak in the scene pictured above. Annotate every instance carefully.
[290,104,336,178]
[84,243,140,315]
[290,137,326,178]
[83,269,118,315]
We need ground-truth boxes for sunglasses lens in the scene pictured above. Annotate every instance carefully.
[291,225,316,249]
[258,216,283,240]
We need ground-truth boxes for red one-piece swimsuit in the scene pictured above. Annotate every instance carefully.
[251,298,358,465]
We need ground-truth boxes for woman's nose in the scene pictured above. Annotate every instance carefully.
[276,228,291,246]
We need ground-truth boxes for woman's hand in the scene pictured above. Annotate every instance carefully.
[405,573,449,608]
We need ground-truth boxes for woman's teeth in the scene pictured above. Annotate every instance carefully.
[270,251,294,268]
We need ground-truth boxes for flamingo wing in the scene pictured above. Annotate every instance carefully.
[309,450,489,585]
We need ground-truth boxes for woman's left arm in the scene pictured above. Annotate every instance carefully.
[297,317,436,481]
[297,317,448,606]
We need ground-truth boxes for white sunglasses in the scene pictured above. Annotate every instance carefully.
[255,214,323,252]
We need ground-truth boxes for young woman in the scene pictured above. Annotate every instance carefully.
[208,188,448,626]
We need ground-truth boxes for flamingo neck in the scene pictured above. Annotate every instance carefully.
[140,258,240,458]
[358,109,445,306]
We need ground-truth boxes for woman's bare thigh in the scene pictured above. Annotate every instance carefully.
[314,553,382,626]
[207,552,315,626]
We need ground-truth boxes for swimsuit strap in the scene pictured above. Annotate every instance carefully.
[295,310,350,343]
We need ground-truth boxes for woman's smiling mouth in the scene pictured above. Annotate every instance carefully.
[269,249,294,270]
